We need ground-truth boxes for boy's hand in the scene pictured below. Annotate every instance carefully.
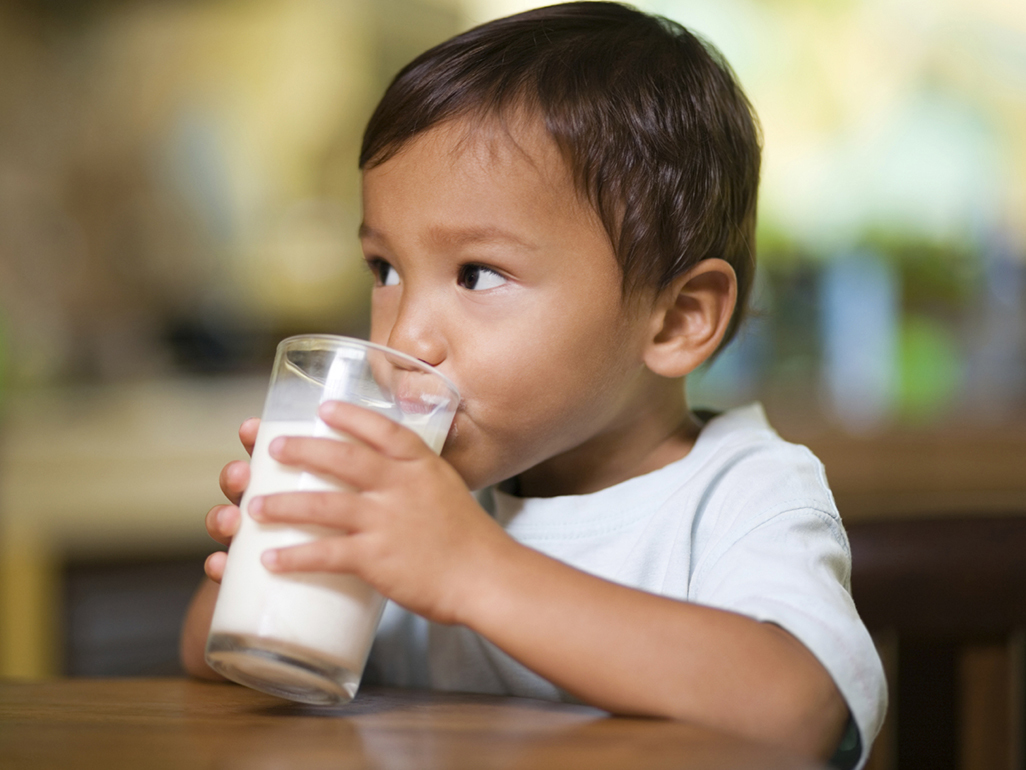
[248,400,512,626]
[204,417,260,583]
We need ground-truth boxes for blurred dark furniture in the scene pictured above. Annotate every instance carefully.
[62,556,207,676]
[849,516,1026,770]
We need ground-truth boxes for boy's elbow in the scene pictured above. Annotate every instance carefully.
[644,662,849,761]
[769,663,850,762]
[745,624,851,761]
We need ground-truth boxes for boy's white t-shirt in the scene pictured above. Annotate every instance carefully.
[368,403,887,767]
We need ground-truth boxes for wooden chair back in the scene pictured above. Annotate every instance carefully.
[848,516,1026,770]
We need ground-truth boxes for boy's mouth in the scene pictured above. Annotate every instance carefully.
[392,371,462,417]
[395,395,434,414]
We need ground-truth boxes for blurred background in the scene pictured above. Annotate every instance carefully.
[0,0,1023,764]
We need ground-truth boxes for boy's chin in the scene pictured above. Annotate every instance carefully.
[442,454,484,492]
[440,444,502,493]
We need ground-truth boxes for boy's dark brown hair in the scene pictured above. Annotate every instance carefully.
[361,1,761,347]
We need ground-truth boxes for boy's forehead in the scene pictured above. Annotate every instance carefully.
[360,111,610,260]
[361,111,602,243]
[382,111,568,184]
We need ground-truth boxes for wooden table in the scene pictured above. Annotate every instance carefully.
[0,678,824,769]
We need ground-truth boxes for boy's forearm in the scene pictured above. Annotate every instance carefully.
[179,578,227,681]
[455,540,848,760]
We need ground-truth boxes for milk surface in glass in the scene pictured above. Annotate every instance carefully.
[204,336,456,705]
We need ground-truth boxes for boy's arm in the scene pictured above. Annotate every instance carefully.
[455,540,849,759]
[180,578,225,680]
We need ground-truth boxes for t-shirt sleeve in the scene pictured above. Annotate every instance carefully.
[686,444,887,770]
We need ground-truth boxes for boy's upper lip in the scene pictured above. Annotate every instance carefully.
[392,370,462,415]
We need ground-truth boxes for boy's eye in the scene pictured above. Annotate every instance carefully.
[458,264,506,291]
[369,259,400,287]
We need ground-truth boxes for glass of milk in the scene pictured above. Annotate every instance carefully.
[205,335,460,705]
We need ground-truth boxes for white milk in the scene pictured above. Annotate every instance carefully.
[208,415,449,699]
[209,421,375,674]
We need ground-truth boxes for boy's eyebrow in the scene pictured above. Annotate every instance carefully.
[359,223,537,251]
[426,225,538,251]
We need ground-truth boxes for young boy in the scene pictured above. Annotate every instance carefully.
[181,3,886,766]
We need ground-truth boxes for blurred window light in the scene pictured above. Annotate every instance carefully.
[820,251,900,433]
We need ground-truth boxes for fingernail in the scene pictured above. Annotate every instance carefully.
[261,550,279,570]
[216,507,234,529]
[269,437,286,457]
[249,497,264,520]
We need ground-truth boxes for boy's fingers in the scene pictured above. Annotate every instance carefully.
[205,504,240,546]
[219,461,250,505]
[250,491,365,531]
[239,417,260,457]
[269,435,388,490]
[204,550,227,583]
[319,401,435,459]
[262,536,361,575]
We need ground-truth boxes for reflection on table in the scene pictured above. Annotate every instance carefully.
[0,679,826,770]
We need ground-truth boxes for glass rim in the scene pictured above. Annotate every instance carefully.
[277,334,460,401]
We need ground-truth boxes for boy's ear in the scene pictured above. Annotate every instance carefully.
[642,258,738,378]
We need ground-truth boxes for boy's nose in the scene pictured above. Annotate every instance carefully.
[386,300,447,368]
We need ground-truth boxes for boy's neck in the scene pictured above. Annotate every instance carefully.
[512,378,703,498]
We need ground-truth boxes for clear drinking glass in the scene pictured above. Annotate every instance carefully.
[205,335,460,705]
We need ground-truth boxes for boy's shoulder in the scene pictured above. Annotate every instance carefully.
[683,404,843,535]
[691,405,833,495]
[482,404,840,540]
